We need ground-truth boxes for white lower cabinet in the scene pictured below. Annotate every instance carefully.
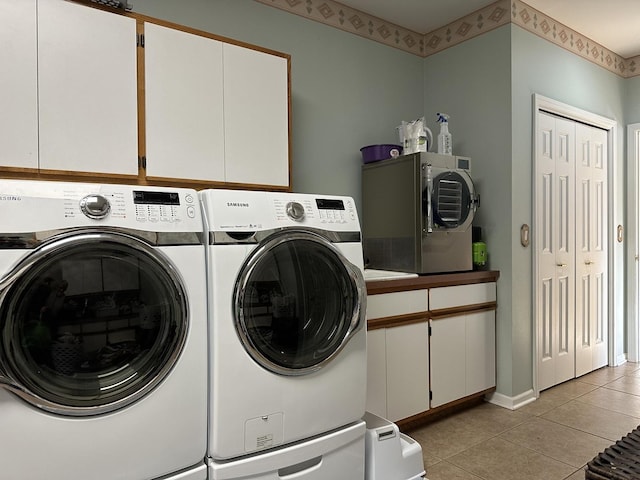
[365,322,429,422]
[430,310,496,408]
[365,328,387,418]
[386,321,430,421]
[366,279,497,423]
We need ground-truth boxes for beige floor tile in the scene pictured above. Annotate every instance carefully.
[519,380,598,416]
[577,387,640,417]
[447,437,575,480]
[422,448,442,468]
[409,403,530,459]
[425,460,483,480]
[542,400,640,441]
[577,367,626,386]
[498,417,611,467]
[604,375,640,396]
[609,362,640,375]
[563,468,587,480]
[409,414,492,460]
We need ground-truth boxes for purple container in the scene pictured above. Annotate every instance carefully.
[360,144,403,164]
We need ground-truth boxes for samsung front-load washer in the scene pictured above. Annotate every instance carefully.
[200,189,367,462]
[0,180,207,480]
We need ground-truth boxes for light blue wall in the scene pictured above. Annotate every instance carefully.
[422,26,515,395]
[511,25,627,378]
[132,0,424,209]
[423,24,628,398]
[626,77,640,124]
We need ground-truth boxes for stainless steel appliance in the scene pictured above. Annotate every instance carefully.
[362,152,479,274]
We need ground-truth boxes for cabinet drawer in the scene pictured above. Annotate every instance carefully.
[429,282,496,310]
[366,290,428,320]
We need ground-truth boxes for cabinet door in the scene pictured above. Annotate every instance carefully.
[386,321,429,421]
[223,43,289,187]
[37,0,138,175]
[144,23,225,181]
[0,0,38,170]
[430,316,466,408]
[365,329,387,419]
[465,310,496,394]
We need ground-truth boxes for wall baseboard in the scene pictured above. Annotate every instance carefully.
[615,354,628,367]
[485,389,536,410]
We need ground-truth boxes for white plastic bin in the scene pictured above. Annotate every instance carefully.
[364,412,426,480]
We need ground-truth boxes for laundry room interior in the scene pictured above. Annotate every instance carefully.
[2,1,640,479]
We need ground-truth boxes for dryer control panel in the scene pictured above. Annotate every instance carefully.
[200,189,360,233]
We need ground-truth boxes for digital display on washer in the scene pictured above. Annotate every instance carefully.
[316,199,345,210]
[457,158,470,170]
[133,191,180,205]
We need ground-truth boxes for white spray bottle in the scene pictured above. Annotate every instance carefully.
[437,113,452,155]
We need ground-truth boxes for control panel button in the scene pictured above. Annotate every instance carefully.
[185,194,194,204]
[80,194,111,219]
[286,201,305,221]
[187,206,196,218]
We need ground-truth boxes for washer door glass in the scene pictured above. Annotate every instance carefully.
[234,231,364,376]
[0,231,187,416]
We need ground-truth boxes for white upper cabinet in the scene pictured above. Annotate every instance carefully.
[37,0,138,175]
[144,24,290,188]
[144,23,225,181]
[0,0,38,169]
[223,43,289,187]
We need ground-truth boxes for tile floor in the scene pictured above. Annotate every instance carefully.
[406,363,640,480]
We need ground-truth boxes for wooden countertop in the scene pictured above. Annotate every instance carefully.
[366,270,500,295]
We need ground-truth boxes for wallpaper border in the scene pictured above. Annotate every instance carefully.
[255,0,639,78]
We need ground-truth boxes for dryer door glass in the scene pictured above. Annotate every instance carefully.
[234,231,364,376]
[0,232,187,416]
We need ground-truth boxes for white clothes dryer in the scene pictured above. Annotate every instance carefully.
[0,180,207,480]
[199,189,367,461]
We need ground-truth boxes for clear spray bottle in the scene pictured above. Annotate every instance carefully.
[436,113,452,155]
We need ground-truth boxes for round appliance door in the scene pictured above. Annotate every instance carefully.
[234,230,365,376]
[425,169,476,231]
[0,230,188,416]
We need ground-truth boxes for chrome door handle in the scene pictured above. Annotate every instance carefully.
[585,261,594,265]
[556,263,567,267]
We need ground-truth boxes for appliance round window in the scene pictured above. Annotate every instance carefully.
[234,231,364,376]
[426,171,473,228]
[0,231,188,416]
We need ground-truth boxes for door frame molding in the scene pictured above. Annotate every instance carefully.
[627,124,640,362]
[532,94,618,395]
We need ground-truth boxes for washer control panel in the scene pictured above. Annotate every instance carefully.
[64,187,199,226]
[132,190,197,224]
[0,180,202,233]
[80,194,111,219]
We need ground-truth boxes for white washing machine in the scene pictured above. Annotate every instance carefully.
[199,189,367,461]
[0,180,207,480]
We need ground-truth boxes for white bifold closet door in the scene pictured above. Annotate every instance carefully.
[536,112,576,391]
[575,123,608,377]
[536,111,608,392]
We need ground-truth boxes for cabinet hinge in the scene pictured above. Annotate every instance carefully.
[429,390,433,401]
[138,156,147,169]
[137,33,145,48]
[428,325,432,336]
